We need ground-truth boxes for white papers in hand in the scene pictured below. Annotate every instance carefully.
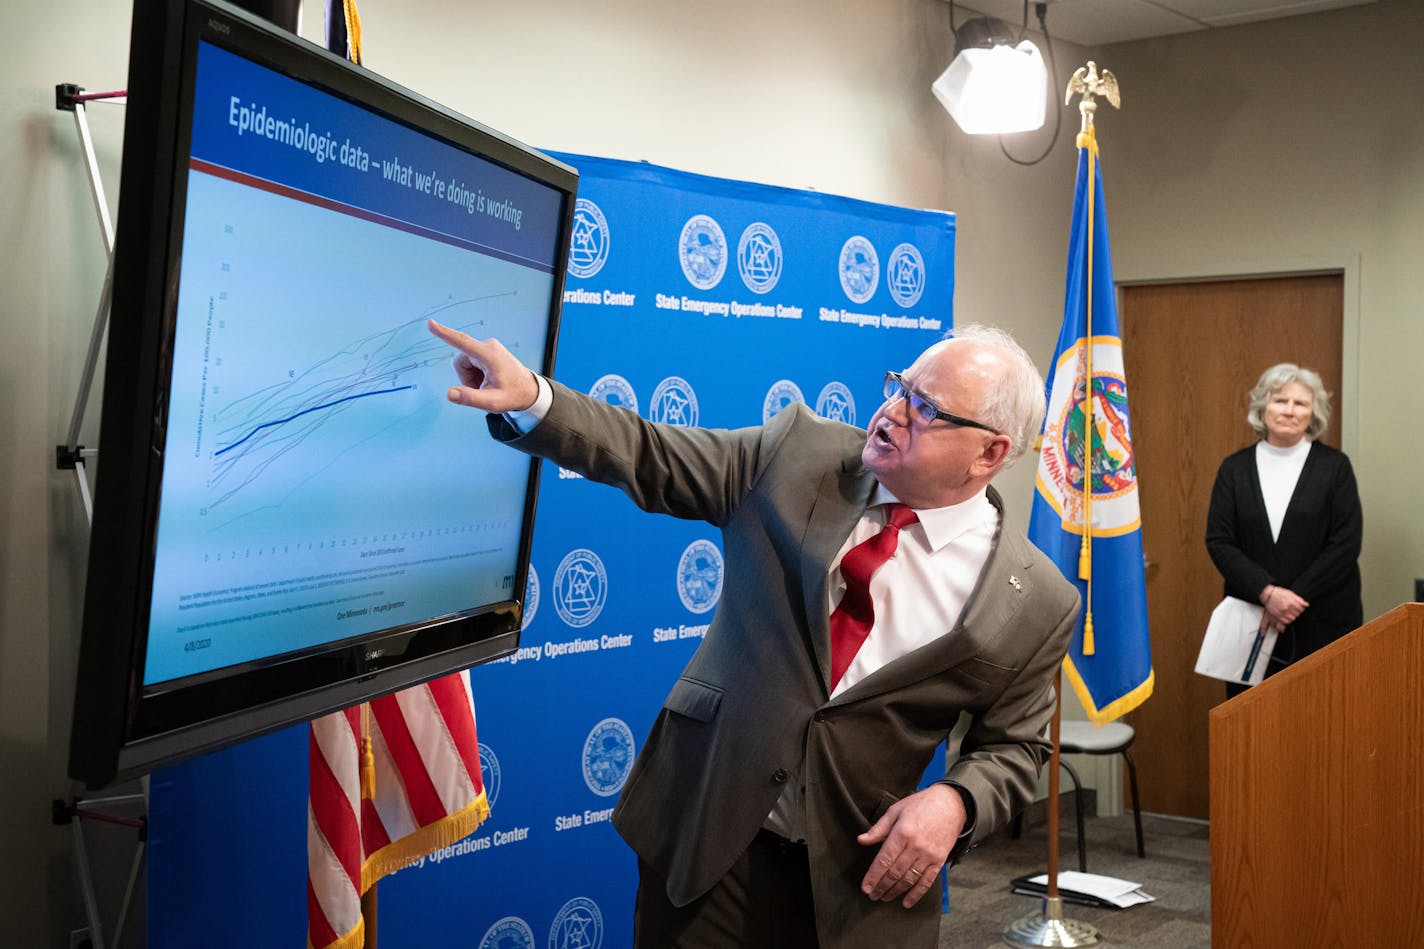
[1195,596,1276,686]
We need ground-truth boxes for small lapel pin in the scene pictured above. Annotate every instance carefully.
[1008,575,1023,592]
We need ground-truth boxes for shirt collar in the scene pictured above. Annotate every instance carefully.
[869,484,995,552]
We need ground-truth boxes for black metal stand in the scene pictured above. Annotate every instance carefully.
[53,81,144,949]
[53,82,122,523]
[52,795,147,949]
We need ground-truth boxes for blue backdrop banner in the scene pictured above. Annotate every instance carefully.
[148,153,955,949]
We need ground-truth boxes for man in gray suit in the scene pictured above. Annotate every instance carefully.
[429,320,1079,949]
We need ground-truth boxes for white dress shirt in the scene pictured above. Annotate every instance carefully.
[766,485,998,841]
[828,485,998,695]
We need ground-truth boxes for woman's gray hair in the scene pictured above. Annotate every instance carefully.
[947,323,1046,466]
[1246,363,1332,438]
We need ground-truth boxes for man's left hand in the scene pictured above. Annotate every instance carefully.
[856,783,964,908]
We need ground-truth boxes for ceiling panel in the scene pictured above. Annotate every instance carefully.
[1185,0,1377,29]
[945,0,1378,46]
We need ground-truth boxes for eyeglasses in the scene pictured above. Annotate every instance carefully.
[883,371,1000,434]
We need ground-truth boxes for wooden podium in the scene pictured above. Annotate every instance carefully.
[1209,603,1424,946]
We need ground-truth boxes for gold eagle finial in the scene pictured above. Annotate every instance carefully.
[1065,61,1121,136]
[1066,61,1120,108]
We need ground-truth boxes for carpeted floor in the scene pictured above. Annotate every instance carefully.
[938,810,1211,948]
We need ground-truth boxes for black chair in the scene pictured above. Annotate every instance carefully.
[1058,720,1145,867]
[1010,721,1145,873]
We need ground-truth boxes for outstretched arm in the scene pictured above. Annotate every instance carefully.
[431,317,796,527]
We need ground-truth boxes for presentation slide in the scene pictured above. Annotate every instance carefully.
[141,42,562,686]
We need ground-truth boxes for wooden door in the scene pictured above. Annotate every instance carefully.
[1119,273,1343,820]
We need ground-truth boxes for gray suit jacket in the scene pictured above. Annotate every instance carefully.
[493,380,1079,949]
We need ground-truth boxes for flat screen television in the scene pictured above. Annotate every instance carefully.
[69,0,575,788]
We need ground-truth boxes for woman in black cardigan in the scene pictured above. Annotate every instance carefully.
[1205,363,1363,696]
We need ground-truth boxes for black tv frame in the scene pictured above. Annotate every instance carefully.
[69,0,574,788]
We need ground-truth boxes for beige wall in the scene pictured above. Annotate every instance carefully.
[2,1,134,943]
[336,0,1087,516]
[1102,0,1424,625]
[6,0,1418,943]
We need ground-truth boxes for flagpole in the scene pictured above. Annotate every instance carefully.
[361,702,378,949]
[1006,61,1122,949]
[1047,678,1062,900]
[1070,62,1119,663]
[1078,118,1097,656]
[1005,672,1099,946]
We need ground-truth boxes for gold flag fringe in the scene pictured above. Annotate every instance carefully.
[360,792,492,893]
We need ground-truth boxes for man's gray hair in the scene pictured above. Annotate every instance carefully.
[1246,363,1332,439]
[948,323,1046,466]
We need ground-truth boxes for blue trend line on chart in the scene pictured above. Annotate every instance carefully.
[214,385,416,458]
[205,292,513,516]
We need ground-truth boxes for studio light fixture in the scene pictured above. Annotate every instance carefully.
[933,2,1051,136]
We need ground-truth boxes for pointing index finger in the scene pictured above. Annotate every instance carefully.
[427,318,481,354]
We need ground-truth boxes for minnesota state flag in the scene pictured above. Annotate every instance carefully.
[1028,127,1153,724]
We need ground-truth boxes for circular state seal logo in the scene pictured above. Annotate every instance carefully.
[650,375,699,427]
[588,373,638,414]
[1036,339,1142,537]
[838,235,879,304]
[676,539,724,614]
[737,221,783,294]
[548,896,604,949]
[521,565,539,631]
[886,242,926,308]
[678,214,728,290]
[478,742,502,808]
[567,198,609,279]
[479,915,535,949]
[815,381,857,426]
[582,718,634,797]
[553,548,608,628]
[762,379,805,423]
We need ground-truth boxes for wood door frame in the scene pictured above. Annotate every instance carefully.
[1114,253,1361,459]
[1070,254,1361,818]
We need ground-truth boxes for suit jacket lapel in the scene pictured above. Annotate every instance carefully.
[801,453,877,690]
[828,485,1032,707]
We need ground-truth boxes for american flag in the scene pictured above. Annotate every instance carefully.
[307,671,489,949]
[307,9,486,945]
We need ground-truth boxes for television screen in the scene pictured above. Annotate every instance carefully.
[69,0,574,787]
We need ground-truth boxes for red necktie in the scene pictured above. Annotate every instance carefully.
[828,503,919,690]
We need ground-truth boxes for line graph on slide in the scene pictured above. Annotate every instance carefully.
[143,158,555,675]
[202,296,512,524]
[158,168,554,545]
[214,384,415,459]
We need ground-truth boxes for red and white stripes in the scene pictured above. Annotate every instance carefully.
[307,671,489,949]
